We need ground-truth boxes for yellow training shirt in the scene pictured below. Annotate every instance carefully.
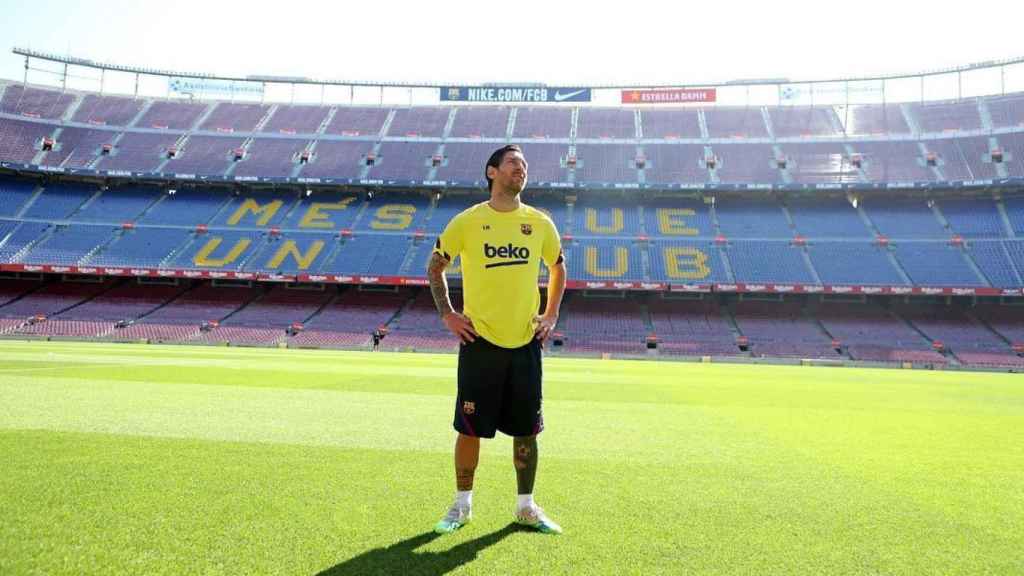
[434,201,563,348]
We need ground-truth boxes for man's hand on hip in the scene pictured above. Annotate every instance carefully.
[533,313,558,344]
[443,311,478,344]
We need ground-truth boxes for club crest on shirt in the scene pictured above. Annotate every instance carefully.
[520,223,532,235]
[463,401,476,415]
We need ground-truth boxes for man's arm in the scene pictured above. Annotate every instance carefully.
[534,260,566,343]
[427,252,478,343]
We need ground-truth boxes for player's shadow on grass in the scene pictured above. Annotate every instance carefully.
[315,523,522,576]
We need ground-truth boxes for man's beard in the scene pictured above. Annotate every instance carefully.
[499,180,524,197]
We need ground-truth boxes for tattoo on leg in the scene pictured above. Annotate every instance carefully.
[456,468,475,492]
[513,435,538,495]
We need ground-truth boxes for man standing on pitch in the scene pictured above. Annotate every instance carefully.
[427,144,566,535]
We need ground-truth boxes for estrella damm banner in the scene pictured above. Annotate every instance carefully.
[620,88,716,104]
[441,86,592,103]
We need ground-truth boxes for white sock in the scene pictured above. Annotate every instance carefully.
[456,490,472,508]
[517,494,535,511]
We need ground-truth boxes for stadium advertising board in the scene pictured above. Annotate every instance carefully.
[1,162,1018,193]
[169,77,264,97]
[780,82,883,103]
[620,88,716,104]
[0,264,1016,297]
[440,86,592,103]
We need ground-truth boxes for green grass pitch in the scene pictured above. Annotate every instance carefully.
[1,340,1022,575]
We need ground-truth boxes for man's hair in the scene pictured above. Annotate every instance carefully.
[485,144,523,191]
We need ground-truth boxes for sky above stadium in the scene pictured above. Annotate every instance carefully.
[1,0,1022,89]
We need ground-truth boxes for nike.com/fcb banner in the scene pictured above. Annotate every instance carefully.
[441,86,592,103]
[621,88,717,104]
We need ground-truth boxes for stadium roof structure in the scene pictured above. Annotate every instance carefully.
[14,47,1024,91]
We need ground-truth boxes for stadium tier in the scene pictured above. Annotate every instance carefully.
[1,175,1023,293]
[3,278,1018,368]
[3,81,1024,189]
[1,82,1023,369]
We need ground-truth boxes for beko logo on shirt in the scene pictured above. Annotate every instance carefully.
[484,243,530,268]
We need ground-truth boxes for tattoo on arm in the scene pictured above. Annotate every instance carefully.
[513,435,538,495]
[427,252,454,318]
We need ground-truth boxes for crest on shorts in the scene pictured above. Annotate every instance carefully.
[462,401,476,415]
[521,223,532,235]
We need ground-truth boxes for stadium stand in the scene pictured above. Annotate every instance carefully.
[854,141,936,182]
[647,297,741,357]
[325,107,390,136]
[1,85,75,119]
[3,79,1024,369]
[137,100,208,130]
[164,135,246,176]
[732,300,839,359]
[843,104,910,135]
[641,144,709,185]
[640,109,701,139]
[513,107,572,139]
[39,127,111,168]
[200,103,270,132]
[767,106,841,137]
[704,108,768,138]
[299,140,373,179]
[0,279,117,334]
[262,105,331,134]
[987,93,1024,128]
[233,138,310,178]
[577,108,636,140]
[381,289,460,351]
[387,108,450,138]
[574,144,639,185]
[895,302,1024,368]
[450,107,510,138]
[71,94,146,127]
[434,143,495,186]
[17,281,185,338]
[191,285,331,346]
[0,118,53,163]
[109,282,262,343]
[555,294,649,355]
[0,178,36,217]
[814,301,947,365]
[93,131,181,172]
[289,288,409,349]
[712,144,782,184]
[779,143,861,184]
[909,100,982,132]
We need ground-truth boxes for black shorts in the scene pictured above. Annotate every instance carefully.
[454,336,544,439]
